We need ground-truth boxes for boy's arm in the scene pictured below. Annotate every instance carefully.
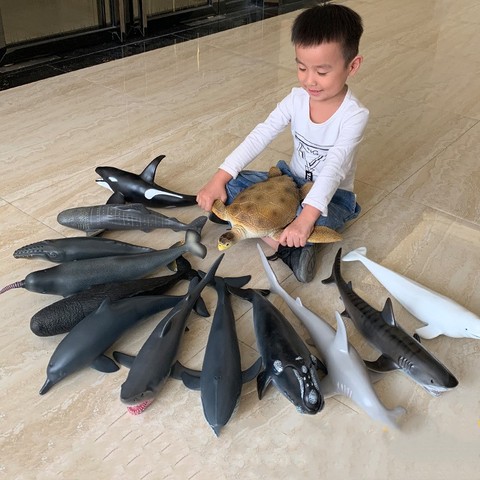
[196,169,232,211]
[278,204,321,248]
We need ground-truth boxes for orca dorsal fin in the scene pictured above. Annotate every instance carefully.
[140,155,166,183]
[333,311,349,354]
[381,298,397,327]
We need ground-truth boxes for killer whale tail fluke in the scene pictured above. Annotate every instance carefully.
[0,280,25,294]
[186,215,208,236]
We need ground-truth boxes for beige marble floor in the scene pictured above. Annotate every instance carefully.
[1,0,480,479]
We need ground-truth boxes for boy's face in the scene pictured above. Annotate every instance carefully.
[295,42,362,104]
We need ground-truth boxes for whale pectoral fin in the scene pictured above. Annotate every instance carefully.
[415,324,442,340]
[364,354,399,373]
[112,351,135,368]
[106,191,126,204]
[256,370,272,400]
[86,229,105,237]
[92,354,119,373]
[242,357,263,383]
[171,361,201,390]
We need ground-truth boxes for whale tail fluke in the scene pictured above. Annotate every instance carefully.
[187,215,208,236]
[184,230,207,259]
[341,247,368,263]
[0,280,25,295]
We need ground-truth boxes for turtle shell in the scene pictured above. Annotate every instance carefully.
[225,174,301,235]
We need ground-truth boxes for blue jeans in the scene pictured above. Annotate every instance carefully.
[225,160,360,232]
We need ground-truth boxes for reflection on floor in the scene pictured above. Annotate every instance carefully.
[1,0,480,479]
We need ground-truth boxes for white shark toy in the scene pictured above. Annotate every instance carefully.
[342,247,480,340]
[258,244,405,429]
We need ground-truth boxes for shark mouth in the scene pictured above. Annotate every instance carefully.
[421,384,451,397]
[127,399,154,415]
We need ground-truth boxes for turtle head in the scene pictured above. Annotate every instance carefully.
[217,231,239,251]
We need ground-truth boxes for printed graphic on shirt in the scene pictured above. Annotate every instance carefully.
[295,132,332,181]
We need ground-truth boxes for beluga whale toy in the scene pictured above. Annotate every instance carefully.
[257,244,405,429]
[323,249,459,397]
[342,247,480,340]
[95,155,197,208]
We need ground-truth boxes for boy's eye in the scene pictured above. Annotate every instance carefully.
[317,72,327,76]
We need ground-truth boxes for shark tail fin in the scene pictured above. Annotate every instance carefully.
[184,230,207,259]
[341,247,368,263]
[257,244,283,296]
[187,215,208,236]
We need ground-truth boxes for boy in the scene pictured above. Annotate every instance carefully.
[197,3,369,283]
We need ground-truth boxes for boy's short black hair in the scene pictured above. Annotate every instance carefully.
[291,3,364,65]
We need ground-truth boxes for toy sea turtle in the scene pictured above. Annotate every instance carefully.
[211,166,342,251]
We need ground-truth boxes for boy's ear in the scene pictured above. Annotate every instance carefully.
[348,55,363,76]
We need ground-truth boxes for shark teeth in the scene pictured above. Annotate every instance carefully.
[127,400,153,415]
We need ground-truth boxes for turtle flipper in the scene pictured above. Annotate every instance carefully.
[308,227,342,243]
[211,199,229,221]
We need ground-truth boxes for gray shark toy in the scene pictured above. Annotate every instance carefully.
[39,293,193,395]
[14,236,155,263]
[257,244,405,428]
[57,203,206,237]
[1,228,207,297]
[322,249,459,397]
[228,285,325,415]
[95,155,198,208]
[178,274,263,436]
[113,254,224,415]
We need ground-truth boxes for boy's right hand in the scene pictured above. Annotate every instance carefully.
[196,169,233,211]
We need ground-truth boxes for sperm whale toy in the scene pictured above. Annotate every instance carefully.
[95,155,197,208]
[257,244,405,429]
[342,247,480,340]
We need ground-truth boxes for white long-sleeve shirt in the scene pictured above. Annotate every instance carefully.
[219,87,369,216]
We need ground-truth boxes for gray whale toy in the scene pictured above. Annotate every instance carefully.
[258,244,405,428]
[95,155,198,208]
[323,249,459,397]
[14,236,155,263]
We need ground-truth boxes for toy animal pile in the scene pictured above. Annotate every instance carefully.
[3,156,480,436]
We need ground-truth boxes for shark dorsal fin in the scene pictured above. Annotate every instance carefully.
[140,155,165,183]
[381,298,397,327]
[295,297,303,307]
[333,311,349,354]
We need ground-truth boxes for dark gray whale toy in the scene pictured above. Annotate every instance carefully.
[30,256,199,336]
[322,248,459,396]
[228,286,325,415]
[1,228,207,297]
[14,236,155,263]
[95,155,197,208]
[39,293,195,395]
[57,203,206,236]
[113,254,224,415]
[178,274,263,436]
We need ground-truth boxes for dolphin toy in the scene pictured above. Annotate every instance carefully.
[14,236,155,263]
[342,247,480,340]
[39,293,195,395]
[228,285,325,415]
[57,203,206,237]
[323,249,459,397]
[0,228,207,297]
[95,155,197,208]
[30,256,199,336]
[257,244,405,428]
[178,274,263,436]
[113,254,224,415]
